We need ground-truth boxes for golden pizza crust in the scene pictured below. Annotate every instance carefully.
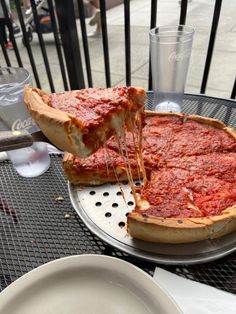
[187,114,226,129]
[24,85,146,158]
[24,85,85,156]
[127,205,236,243]
[144,110,184,118]
[145,111,236,140]
[185,114,236,140]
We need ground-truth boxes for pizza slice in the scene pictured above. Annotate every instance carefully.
[24,85,146,157]
[63,148,141,186]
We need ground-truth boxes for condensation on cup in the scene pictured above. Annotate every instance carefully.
[150,25,195,113]
[0,67,51,177]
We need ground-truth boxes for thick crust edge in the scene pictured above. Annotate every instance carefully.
[127,205,236,243]
[145,111,236,141]
[144,110,184,118]
[24,85,90,157]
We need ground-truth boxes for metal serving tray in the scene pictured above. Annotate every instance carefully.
[69,181,236,265]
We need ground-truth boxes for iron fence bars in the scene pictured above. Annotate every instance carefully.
[200,0,222,95]
[124,0,131,86]
[0,34,11,67]
[0,0,23,67]
[55,0,85,90]
[179,0,188,25]
[0,0,234,98]
[99,0,111,87]
[231,77,236,100]
[47,0,69,91]
[148,0,158,91]
[30,0,55,92]
[77,0,93,88]
[13,0,41,88]
[0,0,11,68]
[150,0,158,30]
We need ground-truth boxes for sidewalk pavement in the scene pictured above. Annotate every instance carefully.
[1,0,236,99]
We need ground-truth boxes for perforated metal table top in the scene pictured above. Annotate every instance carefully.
[1,94,236,294]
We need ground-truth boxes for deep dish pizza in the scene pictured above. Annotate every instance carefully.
[24,85,146,157]
[63,112,236,243]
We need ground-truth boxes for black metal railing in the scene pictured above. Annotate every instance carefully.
[200,0,222,95]
[55,0,85,90]
[0,0,235,99]
[0,0,70,92]
[14,0,41,88]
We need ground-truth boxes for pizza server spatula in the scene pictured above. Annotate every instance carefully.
[0,130,51,152]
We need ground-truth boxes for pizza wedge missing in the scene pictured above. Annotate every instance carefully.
[63,112,236,244]
[24,85,146,157]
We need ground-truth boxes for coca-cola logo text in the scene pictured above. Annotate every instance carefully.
[168,50,191,62]
[12,117,34,131]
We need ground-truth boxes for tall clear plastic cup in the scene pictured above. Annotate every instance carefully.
[0,67,51,177]
[150,25,195,113]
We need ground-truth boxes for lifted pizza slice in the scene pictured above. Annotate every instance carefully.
[24,85,146,157]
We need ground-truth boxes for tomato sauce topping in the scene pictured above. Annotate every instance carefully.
[165,153,236,183]
[44,87,142,128]
[73,147,138,172]
[166,120,236,157]
[67,112,236,219]
[136,167,236,218]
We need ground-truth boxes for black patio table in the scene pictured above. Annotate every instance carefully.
[1,93,236,294]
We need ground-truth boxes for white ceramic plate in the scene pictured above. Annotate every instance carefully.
[0,255,181,314]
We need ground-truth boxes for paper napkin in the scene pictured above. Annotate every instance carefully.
[46,143,63,154]
[153,267,236,314]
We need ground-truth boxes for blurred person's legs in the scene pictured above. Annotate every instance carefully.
[88,0,101,37]
[0,19,8,44]
[23,0,31,15]
[5,18,14,49]
[0,18,13,49]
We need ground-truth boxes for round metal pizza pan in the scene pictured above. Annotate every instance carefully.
[68,181,236,265]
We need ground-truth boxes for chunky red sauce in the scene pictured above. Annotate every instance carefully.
[136,168,236,218]
[165,153,236,182]
[142,118,234,157]
[43,86,144,128]
[73,147,139,173]
[70,114,236,218]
